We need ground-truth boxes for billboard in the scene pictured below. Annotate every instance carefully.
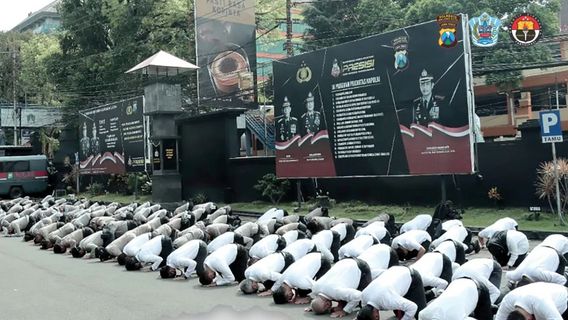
[274,17,475,178]
[1,106,62,128]
[79,96,145,174]
[195,0,257,107]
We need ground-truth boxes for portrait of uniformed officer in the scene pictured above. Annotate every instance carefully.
[90,124,100,155]
[277,96,298,142]
[80,123,91,156]
[413,69,445,125]
[301,92,322,135]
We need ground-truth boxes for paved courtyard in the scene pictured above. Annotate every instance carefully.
[0,237,541,320]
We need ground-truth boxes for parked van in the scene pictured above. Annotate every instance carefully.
[0,155,49,198]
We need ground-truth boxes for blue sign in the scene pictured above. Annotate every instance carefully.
[539,110,563,143]
[469,13,501,47]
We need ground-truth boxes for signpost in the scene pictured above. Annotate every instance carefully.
[539,109,565,224]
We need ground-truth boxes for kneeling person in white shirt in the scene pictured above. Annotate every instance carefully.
[308,257,372,318]
[160,239,208,279]
[418,277,493,320]
[198,243,249,286]
[239,251,295,296]
[271,252,332,305]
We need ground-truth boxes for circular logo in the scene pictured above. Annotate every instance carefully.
[510,13,541,46]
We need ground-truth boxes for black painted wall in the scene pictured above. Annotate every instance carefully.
[177,109,245,202]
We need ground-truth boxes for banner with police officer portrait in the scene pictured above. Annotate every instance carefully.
[274,17,475,178]
[79,96,146,175]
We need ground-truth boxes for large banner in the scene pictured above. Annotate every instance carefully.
[195,0,257,107]
[274,16,475,178]
[79,97,145,174]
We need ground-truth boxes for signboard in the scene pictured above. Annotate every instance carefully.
[195,0,257,107]
[274,17,474,178]
[1,106,62,128]
[539,110,563,143]
[79,96,145,174]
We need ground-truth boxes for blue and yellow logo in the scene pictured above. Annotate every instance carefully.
[437,14,460,48]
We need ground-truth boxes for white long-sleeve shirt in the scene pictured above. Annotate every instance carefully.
[441,219,463,231]
[505,230,529,267]
[257,208,284,224]
[330,223,349,242]
[249,234,282,259]
[400,215,432,234]
[419,278,479,320]
[338,235,375,259]
[282,230,301,245]
[539,234,568,255]
[409,252,448,290]
[167,240,206,278]
[431,225,468,249]
[244,253,286,282]
[311,259,364,314]
[507,246,566,285]
[433,240,457,263]
[392,230,431,251]
[452,258,501,303]
[355,221,387,241]
[495,282,568,320]
[283,239,334,262]
[136,235,166,271]
[478,217,517,239]
[361,266,417,320]
[272,252,325,291]
[123,232,151,256]
[312,230,334,250]
[207,232,237,253]
[204,243,239,286]
[357,244,393,279]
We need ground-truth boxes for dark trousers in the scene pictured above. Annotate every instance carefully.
[315,256,332,280]
[330,231,341,263]
[472,279,493,320]
[489,260,502,289]
[380,230,392,246]
[194,241,208,275]
[228,245,249,282]
[388,248,399,267]
[439,253,453,284]
[354,258,372,291]
[343,224,356,245]
[400,269,427,319]
[454,240,466,265]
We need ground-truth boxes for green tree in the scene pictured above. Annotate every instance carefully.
[48,0,196,122]
[19,34,62,105]
[302,0,363,51]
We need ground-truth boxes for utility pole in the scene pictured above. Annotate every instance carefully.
[12,49,17,146]
[285,0,293,57]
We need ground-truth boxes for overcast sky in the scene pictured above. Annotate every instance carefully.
[0,0,55,31]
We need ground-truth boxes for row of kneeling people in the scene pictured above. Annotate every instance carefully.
[2,196,568,319]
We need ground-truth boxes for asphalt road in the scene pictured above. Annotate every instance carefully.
[0,237,542,320]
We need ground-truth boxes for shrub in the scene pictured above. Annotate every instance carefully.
[535,158,568,225]
[191,193,208,204]
[254,173,290,204]
[87,182,105,196]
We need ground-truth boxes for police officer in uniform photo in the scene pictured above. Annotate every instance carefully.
[277,96,298,142]
[301,92,322,135]
[413,69,445,126]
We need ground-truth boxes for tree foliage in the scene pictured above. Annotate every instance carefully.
[48,0,196,122]
[301,0,562,90]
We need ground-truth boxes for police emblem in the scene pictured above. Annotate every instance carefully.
[392,36,409,70]
[469,12,501,47]
[296,61,312,83]
[509,13,541,46]
[436,14,460,48]
[331,58,341,78]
